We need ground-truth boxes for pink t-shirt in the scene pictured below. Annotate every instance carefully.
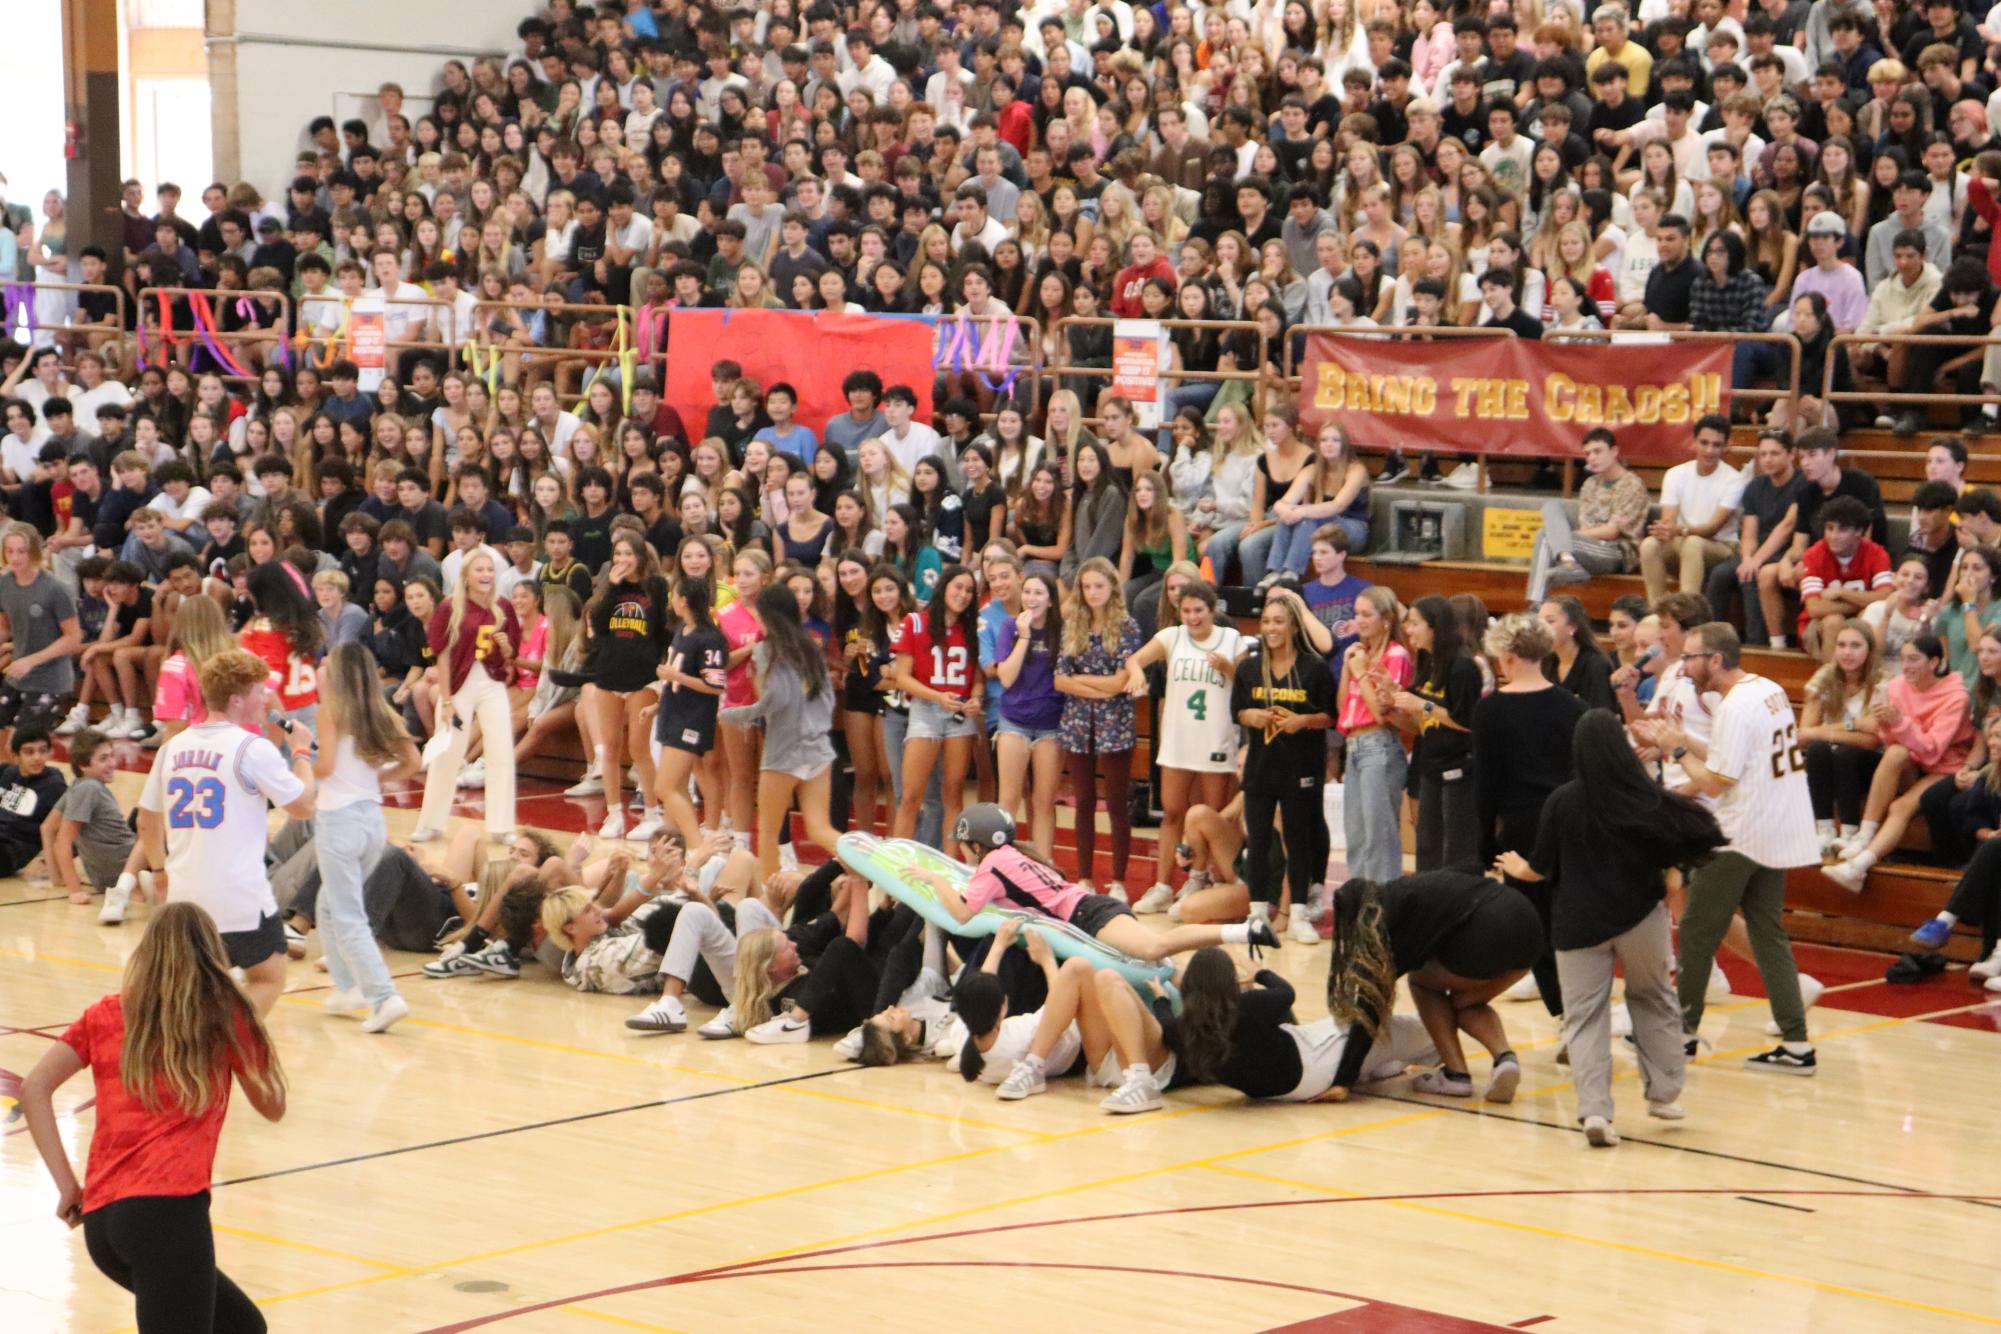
[719,601,764,708]
[963,845,1086,920]
[515,613,548,690]
[1337,642,1413,733]
[152,652,208,726]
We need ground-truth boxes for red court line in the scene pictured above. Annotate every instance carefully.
[411,1186,2001,1332]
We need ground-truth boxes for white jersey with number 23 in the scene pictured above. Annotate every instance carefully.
[138,720,306,932]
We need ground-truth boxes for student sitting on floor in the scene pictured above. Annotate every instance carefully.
[0,725,64,882]
[49,729,139,918]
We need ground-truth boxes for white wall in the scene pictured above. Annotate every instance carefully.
[0,1,68,213]
[213,0,527,195]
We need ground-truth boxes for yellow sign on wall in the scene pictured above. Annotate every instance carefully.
[1483,507,1544,562]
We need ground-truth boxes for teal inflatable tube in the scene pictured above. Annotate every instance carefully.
[836,833,1180,1010]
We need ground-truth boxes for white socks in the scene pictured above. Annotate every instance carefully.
[1769,635,1788,650]
[1849,849,1879,873]
[1816,819,1837,839]
[1221,923,1251,944]
[1935,911,1961,928]
[1853,820,1880,847]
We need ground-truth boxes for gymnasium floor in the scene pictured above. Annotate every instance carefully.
[3,766,2000,1334]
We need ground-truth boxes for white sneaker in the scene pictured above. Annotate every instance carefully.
[1969,946,2001,982]
[119,711,152,740]
[97,873,135,924]
[1705,964,1732,1000]
[100,705,127,736]
[1818,827,1843,858]
[564,769,605,797]
[1820,860,1868,894]
[996,1055,1047,1100]
[833,1026,865,1061]
[1288,910,1321,944]
[1246,899,1271,928]
[626,812,665,842]
[1103,881,1129,905]
[1100,1069,1164,1114]
[1500,973,1541,1002]
[778,841,800,872]
[54,702,89,736]
[1132,882,1175,914]
[457,759,485,789]
[697,1006,738,1039]
[361,994,409,1033]
[1583,1115,1620,1147]
[1609,1002,1632,1039]
[1440,461,1481,491]
[626,994,688,1033]
[323,988,366,1016]
[1833,831,1870,860]
[1766,973,1825,1036]
[407,825,445,843]
[1647,1100,1687,1121]
[137,722,166,749]
[598,810,627,840]
[745,1012,811,1045]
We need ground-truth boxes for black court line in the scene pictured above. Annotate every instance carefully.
[1369,1091,2001,1212]
[0,894,74,908]
[1738,1196,1816,1213]
[210,1065,862,1188]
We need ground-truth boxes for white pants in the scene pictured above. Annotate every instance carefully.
[418,671,516,837]
[1275,1012,1438,1102]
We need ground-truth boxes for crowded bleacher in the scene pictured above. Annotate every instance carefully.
[6,0,2001,1082]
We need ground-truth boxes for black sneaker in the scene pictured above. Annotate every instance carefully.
[1245,919,1282,957]
[461,941,521,978]
[1745,1045,1816,1077]
[1378,451,1410,485]
[1892,412,1924,438]
[1417,454,1444,484]
[1625,1032,1707,1058]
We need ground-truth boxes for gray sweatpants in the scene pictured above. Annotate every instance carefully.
[1556,901,1685,1122]
[660,897,782,996]
[1527,501,1628,605]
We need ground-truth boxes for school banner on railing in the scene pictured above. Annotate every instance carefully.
[664,308,936,434]
[1298,333,1731,462]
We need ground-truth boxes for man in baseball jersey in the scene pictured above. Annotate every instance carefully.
[1652,621,1820,1076]
[138,648,318,1016]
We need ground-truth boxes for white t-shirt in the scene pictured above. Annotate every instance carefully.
[883,421,942,477]
[158,485,214,527]
[1704,673,1821,868]
[138,721,305,932]
[69,380,133,425]
[1,435,43,485]
[1659,459,1746,546]
[1646,658,1718,799]
[375,280,433,341]
[975,1011,1082,1084]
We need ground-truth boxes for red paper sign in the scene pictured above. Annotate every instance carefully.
[1298,333,1732,463]
[664,309,937,435]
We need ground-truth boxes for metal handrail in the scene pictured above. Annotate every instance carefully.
[1824,331,2001,410]
[136,286,294,383]
[0,282,130,362]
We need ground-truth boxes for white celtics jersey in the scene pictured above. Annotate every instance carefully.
[1704,673,1821,869]
[138,721,305,932]
[1158,623,1245,773]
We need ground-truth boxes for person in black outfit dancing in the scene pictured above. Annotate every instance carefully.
[1232,594,1336,933]
[1324,872,1544,1102]
[1473,612,1587,1020]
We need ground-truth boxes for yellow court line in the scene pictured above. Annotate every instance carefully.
[212,1224,403,1273]
[1203,1163,2001,1329]
[774,1082,1049,1136]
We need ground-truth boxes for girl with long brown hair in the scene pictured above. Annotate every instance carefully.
[20,902,287,1333]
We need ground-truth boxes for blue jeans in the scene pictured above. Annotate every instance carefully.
[1238,523,1280,586]
[1342,728,1407,885]
[1274,514,1370,574]
[314,799,396,1004]
[1205,520,1247,584]
[1733,339,1785,391]
[882,706,943,848]
[1155,382,1221,448]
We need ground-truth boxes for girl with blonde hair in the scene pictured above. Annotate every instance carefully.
[315,643,423,1032]
[19,903,286,1332]
[411,548,523,843]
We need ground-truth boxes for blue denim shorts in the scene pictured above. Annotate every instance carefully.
[907,697,976,741]
[996,719,1062,745]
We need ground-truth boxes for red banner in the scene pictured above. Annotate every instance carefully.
[1298,333,1732,463]
[664,309,936,436]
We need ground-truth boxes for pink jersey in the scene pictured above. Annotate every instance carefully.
[152,653,208,726]
[963,845,1086,921]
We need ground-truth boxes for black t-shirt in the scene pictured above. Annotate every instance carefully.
[1529,780,1668,950]
[1440,102,1488,152]
[1739,469,1812,555]
[589,575,671,692]
[1408,653,1483,789]
[0,763,66,849]
[110,586,154,638]
[1156,970,1301,1099]
[961,483,1004,551]
[400,501,450,551]
[1586,96,1644,144]
[1231,649,1334,796]
[1643,257,1700,324]
[1470,685,1587,864]
[1909,536,1958,600]
[1553,648,1616,713]
[539,557,594,604]
[1482,307,1544,339]
[1797,468,1888,547]
[572,507,617,575]
[642,513,684,561]
[657,624,727,743]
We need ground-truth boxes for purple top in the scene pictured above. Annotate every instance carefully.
[994,615,1063,730]
[1790,262,1868,333]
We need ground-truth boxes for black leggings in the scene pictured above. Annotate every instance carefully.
[1945,841,2001,958]
[790,935,881,1034]
[1243,784,1325,908]
[1065,748,1132,883]
[1805,740,1882,826]
[84,1193,265,1334]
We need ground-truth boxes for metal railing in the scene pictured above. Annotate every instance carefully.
[1048,315,1262,428]
[136,287,293,383]
[1824,331,2001,420]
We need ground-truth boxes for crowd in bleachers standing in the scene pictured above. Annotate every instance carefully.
[8,0,2001,1184]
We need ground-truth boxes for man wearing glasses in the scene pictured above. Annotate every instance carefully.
[1651,622,1821,1076]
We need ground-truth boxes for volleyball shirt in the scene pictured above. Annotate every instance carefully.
[1155,622,1245,772]
[963,845,1086,920]
[893,611,977,700]
[239,620,316,709]
[138,721,304,932]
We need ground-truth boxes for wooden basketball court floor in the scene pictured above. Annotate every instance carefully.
[4,766,2001,1334]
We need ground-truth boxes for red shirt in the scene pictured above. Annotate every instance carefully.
[892,611,975,699]
[1109,257,1178,318]
[240,619,318,708]
[427,598,523,694]
[1797,537,1891,635]
[996,102,1033,156]
[61,994,263,1212]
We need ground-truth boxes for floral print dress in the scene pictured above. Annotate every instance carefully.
[1057,616,1142,755]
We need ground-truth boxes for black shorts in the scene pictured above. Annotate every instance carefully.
[0,840,39,878]
[657,709,718,756]
[1434,890,1544,980]
[221,911,287,970]
[1071,893,1135,938]
[0,686,73,733]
